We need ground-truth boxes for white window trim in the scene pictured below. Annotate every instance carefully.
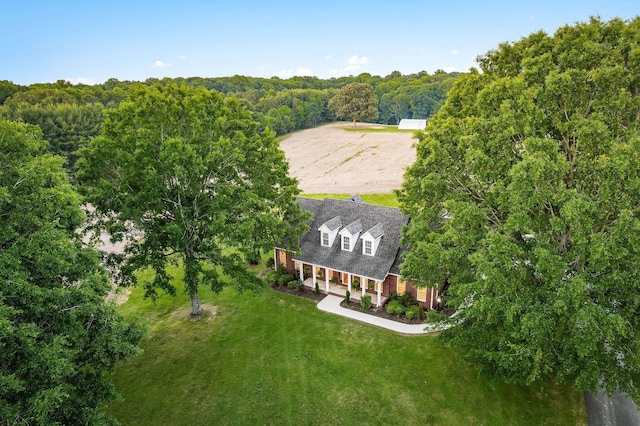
[361,235,381,256]
[364,239,373,255]
[342,235,350,251]
[319,224,340,247]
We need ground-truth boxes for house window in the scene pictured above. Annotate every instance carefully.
[322,232,329,246]
[397,279,406,294]
[417,287,427,302]
[364,240,372,255]
[342,235,350,251]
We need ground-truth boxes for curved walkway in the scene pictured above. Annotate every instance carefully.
[317,295,446,335]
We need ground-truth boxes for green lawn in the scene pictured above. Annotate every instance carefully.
[108,278,586,425]
[301,193,399,208]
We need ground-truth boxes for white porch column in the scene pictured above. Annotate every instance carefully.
[299,263,304,281]
[312,267,317,289]
[347,274,352,294]
[376,281,382,307]
[325,270,330,293]
[361,279,365,295]
[430,288,434,310]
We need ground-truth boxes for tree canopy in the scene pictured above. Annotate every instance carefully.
[0,119,143,424]
[375,71,457,124]
[4,101,104,169]
[328,82,379,126]
[399,17,640,402]
[77,84,309,316]
[1,72,459,163]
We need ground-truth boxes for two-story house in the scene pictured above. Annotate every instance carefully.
[274,196,440,309]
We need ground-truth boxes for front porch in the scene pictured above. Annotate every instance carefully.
[274,249,389,308]
[302,277,388,308]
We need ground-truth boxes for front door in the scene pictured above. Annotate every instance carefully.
[342,272,349,286]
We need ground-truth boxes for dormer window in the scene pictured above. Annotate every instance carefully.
[342,235,350,251]
[364,239,372,255]
[361,223,384,256]
[339,219,362,252]
[319,216,341,247]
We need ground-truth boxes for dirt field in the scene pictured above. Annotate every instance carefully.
[279,122,417,194]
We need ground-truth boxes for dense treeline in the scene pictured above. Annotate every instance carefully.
[400,16,640,403]
[0,119,144,424]
[0,80,128,170]
[0,71,458,172]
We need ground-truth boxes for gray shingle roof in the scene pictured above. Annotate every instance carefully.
[320,216,342,231]
[345,194,365,203]
[342,219,363,235]
[293,197,408,281]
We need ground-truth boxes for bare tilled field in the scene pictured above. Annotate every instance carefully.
[279,122,417,194]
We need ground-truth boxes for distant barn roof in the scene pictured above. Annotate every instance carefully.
[398,119,427,130]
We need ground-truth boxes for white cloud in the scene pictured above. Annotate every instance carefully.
[346,55,369,66]
[441,66,458,73]
[276,67,314,78]
[450,49,459,55]
[65,77,96,85]
[327,55,371,76]
[328,55,371,77]
[151,60,171,68]
[325,55,332,60]
[295,67,313,76]
[180,55,187,60]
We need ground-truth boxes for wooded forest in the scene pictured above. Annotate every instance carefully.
[0,71,458,173]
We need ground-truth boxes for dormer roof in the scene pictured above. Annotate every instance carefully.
[363,223,384,239]
[319,216,342,231]
[340,219,363,235]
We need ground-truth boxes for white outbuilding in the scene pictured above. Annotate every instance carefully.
[398,118,427,130]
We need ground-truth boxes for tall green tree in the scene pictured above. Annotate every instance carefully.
[6,102,104,168]
[328,82,379,126]
[0,119,143,424]
[77,84,308,316]
[399,17,640,402]
[0,80,23,105]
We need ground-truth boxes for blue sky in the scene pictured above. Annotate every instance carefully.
[2,0,637,85]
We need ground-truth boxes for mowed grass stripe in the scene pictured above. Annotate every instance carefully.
[107,281,586,425]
